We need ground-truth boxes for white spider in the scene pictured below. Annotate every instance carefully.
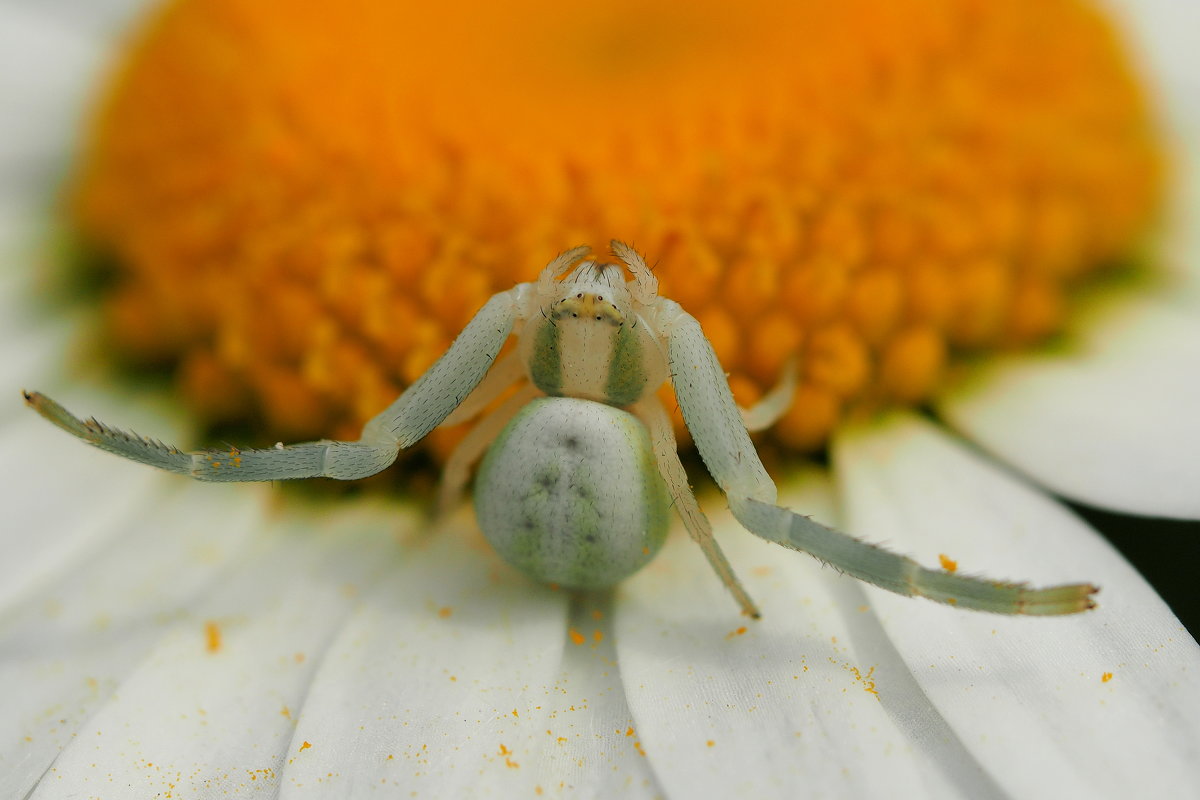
[25,242,1097,618]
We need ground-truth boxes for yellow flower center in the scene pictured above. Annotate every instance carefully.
[75,0,1160,456]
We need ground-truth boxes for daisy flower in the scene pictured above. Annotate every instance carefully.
[3,0,1199,797]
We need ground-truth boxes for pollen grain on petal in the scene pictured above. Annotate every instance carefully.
[203,620,222,653]
[75,0,1161,455]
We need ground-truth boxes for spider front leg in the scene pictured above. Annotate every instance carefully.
[729,498,1098,614]
[23,390,401,481]
[26,286,528,482]
[436,350,524,430]
[660,300,1098,616]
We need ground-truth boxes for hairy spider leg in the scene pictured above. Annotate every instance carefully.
[536,244,594,294]
[662,299,1099,616]
[25,285,528,482]
[23,390,401,481]
[361,288,525,449]
[609,239,659,306]
[739,356,797,433]
[631,396,762,619]
[438,350,525,429]
[728,497,1098,615]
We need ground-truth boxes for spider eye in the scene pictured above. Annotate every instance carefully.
[577,293,582,298]
[597,296,603,301]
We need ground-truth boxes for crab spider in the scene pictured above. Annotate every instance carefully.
[25,242,1097,619]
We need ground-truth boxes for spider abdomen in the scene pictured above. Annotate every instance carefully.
[473,397,670,590]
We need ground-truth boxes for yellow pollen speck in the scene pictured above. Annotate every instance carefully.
[593,629,604,643]
[726,626,748,639]
[1102,672,1114,683]
[203,621,221,653]
[839,662,880,698]
[939,554,959,573]
[299,741,312,752]
[76,0,1160,455]
[569,628,586,646]
[707,740,716,748]
[437,607,453,619]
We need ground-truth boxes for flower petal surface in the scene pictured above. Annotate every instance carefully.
[0,478,264,798]
[0,2,133,198]
[937,292,1200,518]
[22,499,407,798]
[615,472,994,799]
[275,513,633,798]
[835,412,1200,798]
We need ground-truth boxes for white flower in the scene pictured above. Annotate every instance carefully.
[2,1,1199,797]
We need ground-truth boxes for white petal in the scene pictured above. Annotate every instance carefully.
[278,550,658,799]
[1107,0,1200,300]
[0,318,88,418]
[835,413,1200,798]
[937,291,1200,518]
[0,2,151,186]
[276,510,582,798]
[0,6,107,195]
[0,412,169,613]
[615,473,975,799]
[1163,140,1200,303]
[524,597,661,798]
[24,501,404,798]
[1,322,203,596]
[11,0,152,38]
[1108,0,1200,134]
[0,480,264,799]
